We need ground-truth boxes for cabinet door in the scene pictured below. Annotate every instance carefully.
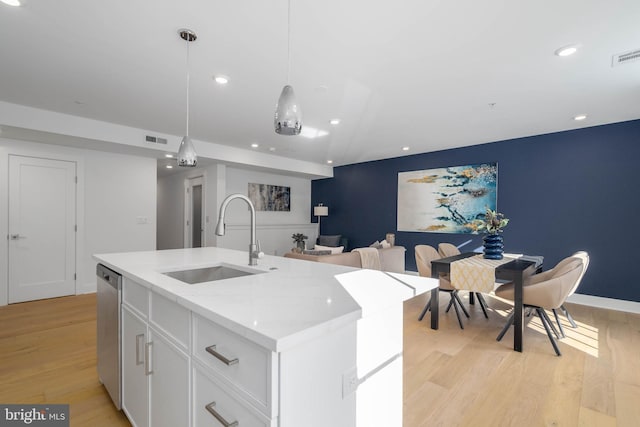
[149,328,190,427]
[122,306,149,427]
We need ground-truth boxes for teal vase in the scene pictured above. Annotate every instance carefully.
[483,234,504,259]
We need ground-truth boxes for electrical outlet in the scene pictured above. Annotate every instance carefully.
[342,367,358,398]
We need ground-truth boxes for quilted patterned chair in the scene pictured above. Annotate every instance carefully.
[438,243,489,319]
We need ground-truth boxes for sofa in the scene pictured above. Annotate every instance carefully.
[284,246,406,273]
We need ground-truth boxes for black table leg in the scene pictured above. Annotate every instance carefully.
[513,272,524,352]
[430,268,440,330]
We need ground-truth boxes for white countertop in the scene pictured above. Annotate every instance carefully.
[94,247,437,352]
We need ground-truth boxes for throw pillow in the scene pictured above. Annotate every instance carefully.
[369,240,382,249]
[380,240,391,248]
[315,244,344,254]
[318,234,342,247]
[302,249,332,256]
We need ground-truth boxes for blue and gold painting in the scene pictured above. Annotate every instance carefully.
[397,163,497,233]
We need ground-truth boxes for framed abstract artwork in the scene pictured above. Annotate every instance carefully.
[248,183,291,211]
[397,163,497,233]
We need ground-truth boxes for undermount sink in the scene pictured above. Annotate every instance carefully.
[163,264,263,284]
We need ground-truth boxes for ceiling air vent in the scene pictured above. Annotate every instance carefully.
[612,49,640,67]
[145,135,168,144]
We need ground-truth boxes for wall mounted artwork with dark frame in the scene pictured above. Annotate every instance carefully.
[397,163,497,233]
[248,183,291,211]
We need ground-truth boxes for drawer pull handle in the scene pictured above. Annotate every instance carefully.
[205,345,239,366]
[135,334,145,365]
[205,401,238,427]
[145,341,153,375]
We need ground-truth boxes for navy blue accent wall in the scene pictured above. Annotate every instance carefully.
[312,119,640,303]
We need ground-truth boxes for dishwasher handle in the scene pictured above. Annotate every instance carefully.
[97,264,121,290]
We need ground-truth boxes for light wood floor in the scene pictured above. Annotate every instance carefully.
[1,293,638,426]
[403,292,640,427]
[0,294,129,427]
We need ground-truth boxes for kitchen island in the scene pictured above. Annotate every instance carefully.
[95,247,437,427]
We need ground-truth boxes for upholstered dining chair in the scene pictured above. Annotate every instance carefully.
[555,251,589,331]
[437,243,489,319]
[494,257,584,356]
[415,245,469,329]
[514,251,589,337]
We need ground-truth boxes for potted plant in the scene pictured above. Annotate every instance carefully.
[292,233,308,251]
[472,207,509,259]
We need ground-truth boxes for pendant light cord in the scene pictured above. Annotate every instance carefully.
[287,0,291,85]
[186,35,190,137]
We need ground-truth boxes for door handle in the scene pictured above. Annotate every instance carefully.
[9,234,25,240]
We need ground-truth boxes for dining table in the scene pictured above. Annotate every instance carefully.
[430,252,537,352]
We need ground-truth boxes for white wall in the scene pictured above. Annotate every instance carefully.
[82,150,156,291]
[220,166,317,256]
[0,138,156,305]
[156,164,317,256]
[157,171,189,250]
[157,164,220,250]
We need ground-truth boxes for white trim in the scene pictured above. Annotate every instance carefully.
[0,101,333,179]
[566,293,640,315]
[225,223,318,230]
[0,140,85,306]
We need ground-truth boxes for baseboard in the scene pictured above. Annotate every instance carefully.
[77,281,96,295]
[566,293,640,314]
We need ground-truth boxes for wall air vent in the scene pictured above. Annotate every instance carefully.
[612,49,640,67]
[145,135,168,144]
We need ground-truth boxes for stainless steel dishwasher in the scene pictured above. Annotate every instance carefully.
[96,263,122,409]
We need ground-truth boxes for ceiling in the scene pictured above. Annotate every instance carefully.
[2,0,640,169]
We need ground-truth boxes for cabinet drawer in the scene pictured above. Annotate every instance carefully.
[123,278,148,318]
[193,364,273,427]
[150,292,190,350]
[193,314,276,415]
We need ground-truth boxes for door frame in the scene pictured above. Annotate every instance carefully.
[0,141,86,306]
[183,175,206,248]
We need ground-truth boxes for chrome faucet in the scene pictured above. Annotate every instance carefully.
[215,194,264,266]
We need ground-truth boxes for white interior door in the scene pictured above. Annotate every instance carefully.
[184,176,204,248]
[8,155,77,304]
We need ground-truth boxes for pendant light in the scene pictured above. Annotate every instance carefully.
[177,29,198,167]
[274,0,302,135]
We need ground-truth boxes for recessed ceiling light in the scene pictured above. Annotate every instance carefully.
[574,114,587,121]
[402,146,410,151]
[555,45,579,57]
[301,126,329,139]
[329,119,341,125]
[166,165,173,169]
[1,0,21,6]
[327,160,333,164]
[165,154,174,158]
[214,75,229,85]
[251,143,259,148]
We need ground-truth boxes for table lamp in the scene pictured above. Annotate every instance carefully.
[314,203,328,236]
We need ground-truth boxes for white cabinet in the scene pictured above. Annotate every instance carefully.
[148,329,190,427]
[122,306,149,427]
[192,314,277,418]
[193,362,273,427]
[121,279,190,427]
[120,278,381,427]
